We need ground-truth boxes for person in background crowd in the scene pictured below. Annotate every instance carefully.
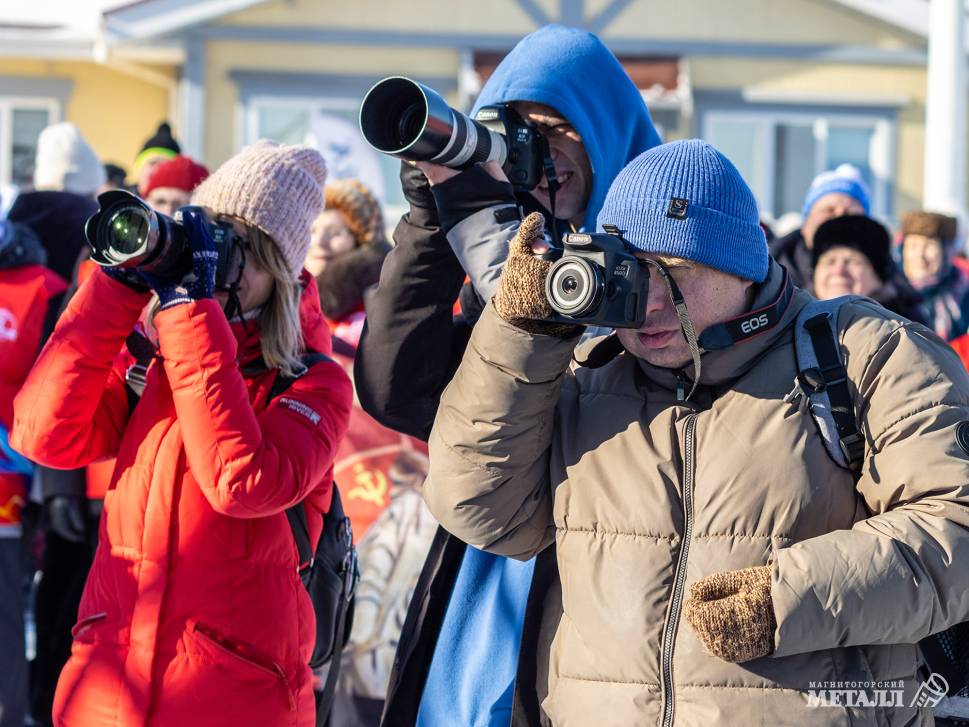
[133,121,181,195]
[4,121,103,725]
[305,179,433,726]
[100,163,128,194]
[0,220,67,727]
[899,211,969,341]
[812,214,928,323]
[12,139,352,727]
[312,178,391,334]
[424,139,969,726]
[355,25,662,727]
[770,163,870,287]
[142,155,210,217]
[7,122,103,286]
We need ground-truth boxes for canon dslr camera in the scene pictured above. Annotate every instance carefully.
[85,190,245,287]
[359,76,544,191]
[544,226,649,329]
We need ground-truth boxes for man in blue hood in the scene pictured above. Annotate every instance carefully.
[354,25,661,727]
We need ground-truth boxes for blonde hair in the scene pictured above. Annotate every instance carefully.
[146,221,305,377]
[247,225,305,377]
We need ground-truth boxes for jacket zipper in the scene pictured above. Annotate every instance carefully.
[661,413,698,727]
[193,622,297,710]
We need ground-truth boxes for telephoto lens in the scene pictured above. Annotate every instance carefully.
[359,76,508,170]
[85,189,189,279]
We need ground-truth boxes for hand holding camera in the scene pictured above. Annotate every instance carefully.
[143,208,218,310]
[493,212,580,338]
[85,190,247,308]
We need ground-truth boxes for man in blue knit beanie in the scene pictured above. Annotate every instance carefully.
[423,138,969,724]
[771,163,870,287]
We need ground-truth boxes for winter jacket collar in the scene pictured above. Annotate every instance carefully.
[228,270,333,368]
[634,259,811,396]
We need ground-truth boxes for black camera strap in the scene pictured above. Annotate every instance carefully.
[644,259,702,402]
[697,269,794,351]
[219,237,249,329]
[538,135,562,244]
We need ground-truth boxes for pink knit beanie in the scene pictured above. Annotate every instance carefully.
[192,139,327,279]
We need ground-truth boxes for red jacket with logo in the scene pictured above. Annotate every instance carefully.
[12,269,352,726]
[0,264,67,530]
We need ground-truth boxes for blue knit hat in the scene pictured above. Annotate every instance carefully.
[596,139,769,282]
[801,163,871,219]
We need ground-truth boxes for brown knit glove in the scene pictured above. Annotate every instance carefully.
[684,565,776,663]
[493,212,581,338]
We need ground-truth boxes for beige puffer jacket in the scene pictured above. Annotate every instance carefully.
[424,260,969,726]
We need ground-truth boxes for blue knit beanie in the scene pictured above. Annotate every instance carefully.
[596,139,769,283]
[801,163,871,219]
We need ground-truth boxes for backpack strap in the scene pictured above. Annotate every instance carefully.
[268,351,334,574]
[124,330,156,412]
[793,296,865,471]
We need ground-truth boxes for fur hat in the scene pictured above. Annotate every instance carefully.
[812,214,891,281]
[323,179,386,248]
[900,210,958,245]
[191,139,327,279]
[32,122,105,197]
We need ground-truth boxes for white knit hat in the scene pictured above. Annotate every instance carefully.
[32,122,105,196]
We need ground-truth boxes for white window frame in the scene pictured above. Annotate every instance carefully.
[702,109,894,219]
[0,96,60,187]
[242,93,407,222]
[243,94,359,147]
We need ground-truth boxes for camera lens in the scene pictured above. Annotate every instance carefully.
[546,258,603,316]
[396,104,426,148]
[106,207,151,255]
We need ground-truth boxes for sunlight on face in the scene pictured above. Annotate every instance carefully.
[616,256,753,368]
[812,246,881,299]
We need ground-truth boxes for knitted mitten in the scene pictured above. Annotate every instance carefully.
[684,565,776,663]
[141,207,217,310]
[493,212,581,338]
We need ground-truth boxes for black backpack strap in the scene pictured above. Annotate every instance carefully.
[317,594,351,724]
[272,350,336,575]
[800,311,865,469]
[285,505,315,580]
[124,331,156,413]
[267,351,333,401]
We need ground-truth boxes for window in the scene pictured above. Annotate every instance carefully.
[0,97,60,188]
[703,110,893,220]
[245,96,407,223]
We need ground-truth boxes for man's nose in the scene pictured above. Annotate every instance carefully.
[645,272,668,316]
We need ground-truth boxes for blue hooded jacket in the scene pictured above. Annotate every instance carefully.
[473,24,662,231]
[417,25,661,727]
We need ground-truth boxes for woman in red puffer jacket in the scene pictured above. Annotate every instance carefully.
[12,140,352,727]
